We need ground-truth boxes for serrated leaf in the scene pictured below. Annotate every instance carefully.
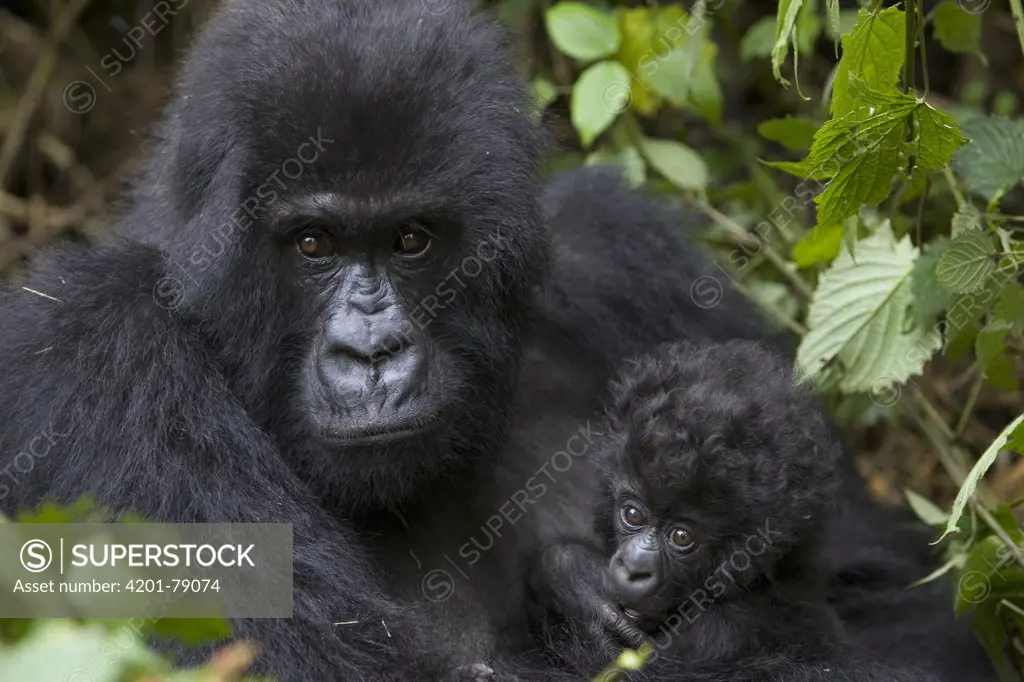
[811,110,905,227]
[571,61,631,148]
[792,223,844,267]
[933,0,982,56]
[940,412,1024,541]
[771,0,805,85]
[790,82,965,228]
[586,144,646,188]
[951,204,983,236]
[936,230,997,293]
[639,138,709,191]
[757,117,819,152]
[952,116,1024,202]
[741,18,777,61]
[910,236,953,327]
[545,2,621,61]
[796,222,941,392]
[905,489,949,525]
[830,7,906,118]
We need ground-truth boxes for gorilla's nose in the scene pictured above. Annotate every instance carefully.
[609,550,659,603]
[317,308,430,410]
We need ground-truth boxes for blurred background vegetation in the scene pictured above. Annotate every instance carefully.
[1,0,1023,679]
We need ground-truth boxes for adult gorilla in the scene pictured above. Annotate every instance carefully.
[0,1,992,680]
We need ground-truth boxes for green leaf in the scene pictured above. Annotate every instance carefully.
[639,138,709,192]
[910,236,953,327]
[993,282,1024,331]
[533,77,557,115]
[741,18,777,61]
[940,412,1024,541]
[784,82,965,228]
[571,61,631,148]
[830,7,906,118]
[905,489,949,526]
[951,204,983,236]
[685,42,724,124]
[810,108,905,227]
[0,620,168,682]
[976,320,1012,370]
[825,0,842,44]
[952,116,1024,202]
[796,222,941,392]
[826,9,860,41]
[586,144,646,188]
[792,223,844,267]
[911,101,969,174]
[757,117,819,152]
[545,2,621,61]
[616,6,687,116]
[935,230,998,294]
[984,353,1019,391]
[933,0,982,56]
[1007,421,1024,454]
[771,0,805,85]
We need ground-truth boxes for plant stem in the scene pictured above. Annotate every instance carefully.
[976,504,1024,573]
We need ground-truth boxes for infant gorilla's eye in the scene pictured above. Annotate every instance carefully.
[668,527,696,552]
[296,229,337,259]
[394,226,432,257]
[620,504,646,530]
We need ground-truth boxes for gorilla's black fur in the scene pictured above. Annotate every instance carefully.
[0,1,995,680]
[528,341,942,681]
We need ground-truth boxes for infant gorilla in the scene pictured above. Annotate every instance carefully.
[530,339,843,672]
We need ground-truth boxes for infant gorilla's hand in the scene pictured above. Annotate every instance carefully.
[594,599,648,650]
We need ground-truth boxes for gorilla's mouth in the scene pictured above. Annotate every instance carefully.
[622,607,643,620]
[320,412,440,444]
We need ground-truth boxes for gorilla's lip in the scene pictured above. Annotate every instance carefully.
[622,607,643,620]
[318,412,440,444]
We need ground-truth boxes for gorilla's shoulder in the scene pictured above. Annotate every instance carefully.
[537,166,778,360]
[0,239,178,366]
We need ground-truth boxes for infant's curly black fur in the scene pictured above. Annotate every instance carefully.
[528,340,905,679]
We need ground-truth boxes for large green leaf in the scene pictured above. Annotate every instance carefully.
[571,61,631,148]
[639,138,709,192]
[796,222,941,392]
[952,116,1024,202]
[778,81,965,227]
[545,2,621,62]
[830,7,905,118]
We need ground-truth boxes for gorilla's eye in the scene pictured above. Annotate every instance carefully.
[668,526,696,552]
[296,229,337,259]
[620,504,646,530]
[394,226,432,257]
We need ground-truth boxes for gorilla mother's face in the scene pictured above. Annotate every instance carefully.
[185,3,549,510]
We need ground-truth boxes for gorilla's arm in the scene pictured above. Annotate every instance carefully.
[0,242,450,680]
[527,540,646,651]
